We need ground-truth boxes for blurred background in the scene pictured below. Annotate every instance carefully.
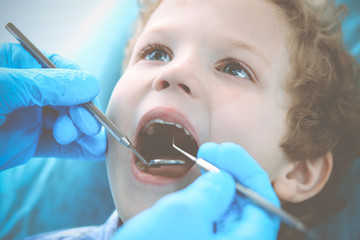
[0,0,138,239]
[0,0,102,54]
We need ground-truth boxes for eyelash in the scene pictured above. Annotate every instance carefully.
[137,43,173,61]
[217,57,255,81]
[137,43,255,81]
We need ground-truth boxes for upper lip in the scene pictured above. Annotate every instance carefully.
[134,107,199,147]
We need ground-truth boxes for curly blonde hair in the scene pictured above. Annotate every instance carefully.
[275,0,360,164]
[123,0,360,234]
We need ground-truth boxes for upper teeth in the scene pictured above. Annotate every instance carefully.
[144,118,193,138]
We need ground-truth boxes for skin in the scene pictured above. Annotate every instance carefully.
[106,0,293,221]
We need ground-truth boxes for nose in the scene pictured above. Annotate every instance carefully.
[152,60,200,96]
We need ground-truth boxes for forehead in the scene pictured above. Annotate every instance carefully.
[146,0,286,33]
[143,0,291,69]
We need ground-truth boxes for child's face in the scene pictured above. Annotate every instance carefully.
[106,0,292,221]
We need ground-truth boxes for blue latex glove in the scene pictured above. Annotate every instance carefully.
[0,43,107,171]
[113,142,280,240]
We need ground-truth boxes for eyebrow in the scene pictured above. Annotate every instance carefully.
[144,25,270,66]
[227,38,270,66]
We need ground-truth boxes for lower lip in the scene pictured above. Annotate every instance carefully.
[130,156,194,185]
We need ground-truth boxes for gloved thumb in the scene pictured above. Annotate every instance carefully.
[0,67,99,115]
[198,142,280,206]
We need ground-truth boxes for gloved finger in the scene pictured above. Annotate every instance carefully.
[35,130,105,161]
[198,142,279,206]
[0,43,42,69]
[76,127,107,156]
[0,42,81,70]
[0,106,41,170]
[69,98,102,136]
[42,107,59,130]
[53,110,81,145]
[0,67,99,115]
[45,52,82,70]
[195,142,219,175]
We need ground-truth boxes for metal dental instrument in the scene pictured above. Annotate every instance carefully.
[4,22,187,167]
[172,142,321,240]
[149,159,185,166]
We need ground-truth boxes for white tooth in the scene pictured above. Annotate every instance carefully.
[164,121,175,126]
[136,160,146,170]
[145,124,156,135]
[155,119,165,124]
[175,123,183,129]
[144,120,155,129]
[184,128,191,136]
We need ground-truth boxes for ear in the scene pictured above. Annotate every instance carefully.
[272,152,333,203]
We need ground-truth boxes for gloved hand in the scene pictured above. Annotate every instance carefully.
[113,142,280,240]
[0,43,106,171]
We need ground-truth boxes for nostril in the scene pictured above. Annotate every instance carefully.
[161,81,170,88]
[179,83,191,94]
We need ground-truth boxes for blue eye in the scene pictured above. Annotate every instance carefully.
[222,62,250,79]
[139,43,172,62]
[216,57,254,81]
[145,49,171,62]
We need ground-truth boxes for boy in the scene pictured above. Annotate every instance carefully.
[26,0,360,239]
[106,0,360,238]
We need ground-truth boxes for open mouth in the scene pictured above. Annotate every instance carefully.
[134,118,199,178]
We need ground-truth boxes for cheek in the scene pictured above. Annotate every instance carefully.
[107,77,139,131]
[108,69,153,115]
[110,68,144,98]
[207,95,288,178]
[106,135,128,192]
[106,138,136,220]
[109,78,135,106]
[107,81,126,116]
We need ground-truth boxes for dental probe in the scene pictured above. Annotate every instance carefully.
[172,143,321,240]
[5,22,185,167]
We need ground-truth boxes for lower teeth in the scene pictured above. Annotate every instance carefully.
[145,125,155,135]
[136,160,146,170]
